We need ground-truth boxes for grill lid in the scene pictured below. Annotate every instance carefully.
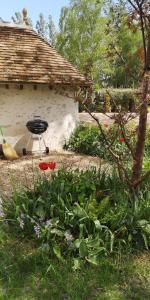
[26,118,48,134]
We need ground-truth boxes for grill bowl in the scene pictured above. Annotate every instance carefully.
[26,119,48,135]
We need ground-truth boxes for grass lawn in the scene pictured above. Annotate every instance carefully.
[0,227,150,300]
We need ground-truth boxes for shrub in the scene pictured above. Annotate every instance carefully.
[64,123,131,161]
[81,89,139,112]
[65,123,150,164]
[109,89,139,112]
[64,123,103,157]
[2,168,150,268]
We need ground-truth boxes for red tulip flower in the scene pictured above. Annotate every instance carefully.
[48,161,56,170]
[39,162,49,170]
[119,137,125,143]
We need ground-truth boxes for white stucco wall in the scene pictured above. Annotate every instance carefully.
[0,84,78,154]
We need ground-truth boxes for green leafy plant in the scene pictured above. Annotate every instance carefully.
[65,123,150,166]
[3,167,150,268]
[64,123,133,161]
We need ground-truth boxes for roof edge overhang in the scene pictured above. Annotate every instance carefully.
[0,80,92,88]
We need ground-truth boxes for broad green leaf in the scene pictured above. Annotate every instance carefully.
[72,258,81,271]
[98,197,110,215]
[79,224,84,239]
[79,241,88,257]
[86,255,99,265]
[142,233,149,250]
[73,204,87,218]
[86,237,100,249]
[94,220,101,231]
[137,220,150,234]
[35,206,45,218]
[74,239,81,249]
[53,244,63,261]
[50,228,64,237]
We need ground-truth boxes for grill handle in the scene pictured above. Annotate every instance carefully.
[34,115,41,119]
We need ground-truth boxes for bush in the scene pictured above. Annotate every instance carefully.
[81,89,139,112]
[64,123,103,157]
[109,89,139,112]
[2,168,150,268]
[65,123,150,163]
[64,123,131,161]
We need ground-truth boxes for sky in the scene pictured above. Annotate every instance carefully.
[1,0,69,28]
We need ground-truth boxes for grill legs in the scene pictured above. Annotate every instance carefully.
[22,134,49,156]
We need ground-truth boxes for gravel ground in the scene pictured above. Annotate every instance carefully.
[79,112,140,125]
[1,112,129,195]
[0,150,105,195]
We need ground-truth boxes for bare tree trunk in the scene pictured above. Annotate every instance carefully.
[131,28,150,187]
[131,73,149,187]
[146,30,150,70]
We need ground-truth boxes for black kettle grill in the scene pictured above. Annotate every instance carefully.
[23,116,49,155]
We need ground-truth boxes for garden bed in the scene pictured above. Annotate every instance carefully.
[0,151,104,195]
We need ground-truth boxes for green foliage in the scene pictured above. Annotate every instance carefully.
[55,0,143,88]
[105,2,143,87]
[84,89,139,112]
[1,227,150,299]
[64,123,104,157]
[56,0,109,85]
[107,89,139,111]
[64,123,129,160]
[3,167,150,268]
[36,13,57,46]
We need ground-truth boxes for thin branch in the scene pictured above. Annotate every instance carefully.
[128,0,138,11]
[138,3,147,68]
[84,105,132,185]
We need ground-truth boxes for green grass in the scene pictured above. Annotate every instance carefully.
[1,227,150,300]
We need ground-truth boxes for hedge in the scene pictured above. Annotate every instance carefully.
[80,89,140,113]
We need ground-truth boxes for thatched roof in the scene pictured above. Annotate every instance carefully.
[0,24,89,86]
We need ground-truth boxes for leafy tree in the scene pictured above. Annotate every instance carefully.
[56,0,144,88]
[48,15,57,46]
[36,13,48,40]
[105,1,143,87]
[36,13,57,46]
[56,0,109,86]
